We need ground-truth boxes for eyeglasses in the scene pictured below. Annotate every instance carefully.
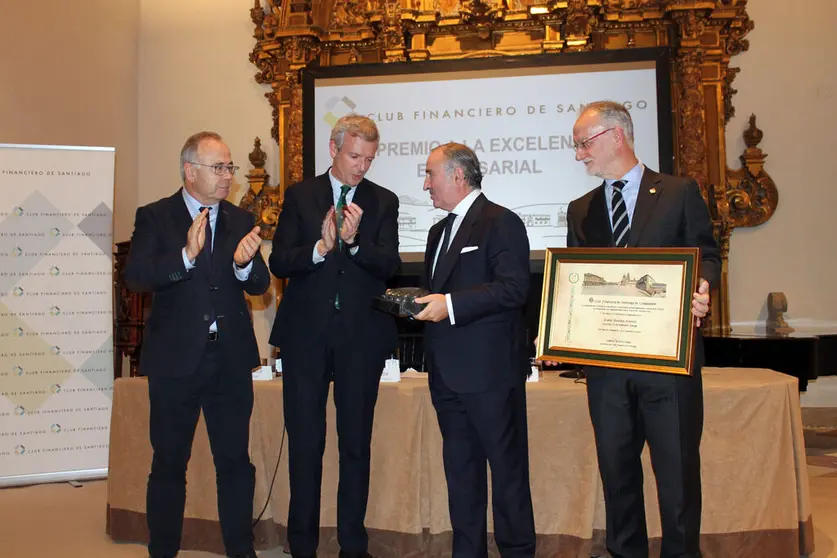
[188,162,240,176]
[572,127,615,152]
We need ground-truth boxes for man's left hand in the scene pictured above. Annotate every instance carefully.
[340,203,363,244]
[414,294,449,322]
[691,278,710,327]
[234,226,262,266]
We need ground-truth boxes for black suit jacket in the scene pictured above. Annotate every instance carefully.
[566,168,721,287]
[125,190,270,377]
[268,173,400,356]
[422,193,531,394]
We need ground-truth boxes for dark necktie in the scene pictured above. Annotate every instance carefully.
[336,184,351,250]
[199,206,216,327]
[334,186,351,310]
[198,206,213,269]
[434,212,457,277]
[610,181,630,248]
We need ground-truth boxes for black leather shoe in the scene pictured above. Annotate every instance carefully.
[339,552,374,558]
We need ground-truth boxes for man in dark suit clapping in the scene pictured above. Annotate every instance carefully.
[268,114,400,558]
[125,131,270,558]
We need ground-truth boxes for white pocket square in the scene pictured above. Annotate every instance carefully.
[460,246,479,254]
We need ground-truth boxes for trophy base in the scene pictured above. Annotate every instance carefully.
[373,287,429,318]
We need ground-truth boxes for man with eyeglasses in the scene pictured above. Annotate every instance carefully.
[125,131,270,558]
[268,114,399,558]
[565,101,720,558]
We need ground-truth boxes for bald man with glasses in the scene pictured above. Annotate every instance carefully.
[125,131,270,558]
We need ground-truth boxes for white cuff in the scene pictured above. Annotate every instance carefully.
[445,293,455,325]
[312,242,326,264]
[233,260,253,281]
[182,247,196,270]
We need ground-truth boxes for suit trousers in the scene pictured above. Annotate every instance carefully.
[429,368,536,558]
[281,315,387,556]
[585,367,704,558]
[146,340,256,557]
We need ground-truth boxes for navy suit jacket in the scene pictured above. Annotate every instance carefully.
[422,193,531,394]
[125,190,270,377]
[268,173,400,357]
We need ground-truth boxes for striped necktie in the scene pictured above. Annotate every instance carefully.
[610,180,630,248]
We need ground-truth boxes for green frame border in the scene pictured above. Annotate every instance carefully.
[538,247,699,374]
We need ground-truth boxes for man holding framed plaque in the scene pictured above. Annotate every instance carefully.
[553,101,720,558]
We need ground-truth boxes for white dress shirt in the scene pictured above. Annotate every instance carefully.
[433,188,482,325]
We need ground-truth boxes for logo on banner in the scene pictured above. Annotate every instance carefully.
[13,365,24,376]
[14,406,25,416]
[323,96,358,127]
[49,227,61,237]
[50,424,62,433]
[49,306,61,316]
[49,266,61,276]
[50,346,61,355]
[13,246,23,257]
[50,384,62,394]
[11,327,24,337]
[14,445,26,455]
[13,206,24,216]
[13,287,24,297]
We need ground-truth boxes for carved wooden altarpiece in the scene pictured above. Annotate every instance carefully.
[240,0,774,334]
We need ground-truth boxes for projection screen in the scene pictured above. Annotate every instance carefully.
[303,48,673,257]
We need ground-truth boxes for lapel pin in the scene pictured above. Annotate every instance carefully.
[649,187,657,195]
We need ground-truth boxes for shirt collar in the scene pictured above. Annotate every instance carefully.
[450,188,481,217]
[605,161,645,190]
[181,188,219,215]
[328,169,357,192]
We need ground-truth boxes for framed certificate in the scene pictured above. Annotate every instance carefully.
[536,248,700,375]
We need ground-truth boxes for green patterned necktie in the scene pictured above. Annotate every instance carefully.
[334,184,351,310]
[336,184,351,250]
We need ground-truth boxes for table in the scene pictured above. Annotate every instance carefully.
[106,368,813,557]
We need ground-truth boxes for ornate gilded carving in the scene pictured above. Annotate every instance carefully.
[380,0,407,61]
[239,138,283,240]
[243,0,768,333]
[460,0,506,38]
[563,0,594,50]
[722,66,740,125]
[726,11,754,57]
[285,70,304,185]
[331,0,370,29]
[675,49,708,189]
[725,115,778,229]
[251,0,266,40]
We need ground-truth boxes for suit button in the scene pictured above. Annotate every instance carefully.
[203,314,210,322]
[338,269,345,276]
[209,285,218,291]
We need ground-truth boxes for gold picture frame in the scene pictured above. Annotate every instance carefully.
[537,247,699,375]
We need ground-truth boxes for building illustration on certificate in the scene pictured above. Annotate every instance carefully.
[582,272,667,298]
